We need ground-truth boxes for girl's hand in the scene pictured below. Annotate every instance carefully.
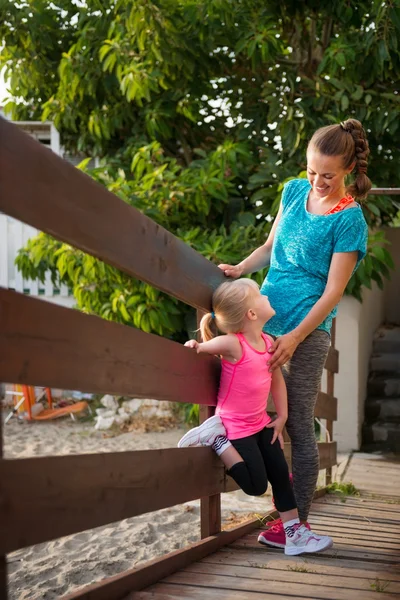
[266,415,287,449]
[184,340,200,352]
[218,263,244,279]
[268,332,300,371]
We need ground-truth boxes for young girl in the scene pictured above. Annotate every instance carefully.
[178,278,333,556]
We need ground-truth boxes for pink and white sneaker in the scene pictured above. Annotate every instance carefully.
[177,415,226,448]
[284,523,333,556]
[258,519,311,549]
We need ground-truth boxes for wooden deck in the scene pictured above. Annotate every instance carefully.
[128,455,400,600]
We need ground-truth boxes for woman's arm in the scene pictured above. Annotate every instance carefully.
[268,251,358,370]
[185,334,242,362]
[219,202,284,278]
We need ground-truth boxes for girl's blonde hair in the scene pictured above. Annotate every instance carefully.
[200,278,259,342]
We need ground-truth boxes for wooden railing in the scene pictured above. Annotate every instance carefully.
[0,119,338,600]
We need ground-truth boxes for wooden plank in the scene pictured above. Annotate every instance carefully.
[301,518,400,540]
[199,404,221,539]
[309,503,400,523]
[0,214,8,287]
[232,536,400,564]
[325,346,338,374]
[0,394,7,600]
[369,188,400,195]
[60,517,263,600]
[268,390,337,421]
[204,548,400,580]
[317,497,400,516]
[0,289,220,405]
[326,320,336,484]
[130,585,308,600]
[162,571,395,600]
[0,119,224,311]
[180,561,400,593]
[0,447,233,554]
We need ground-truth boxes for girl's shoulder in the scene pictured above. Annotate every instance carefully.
[221,333,243,363]
[262,332,275,352]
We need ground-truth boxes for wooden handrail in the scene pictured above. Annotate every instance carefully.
[368,188,400,195]
[0,442,336,555]
[0,119,224,311]
[0,289,220,405]
[0,288,338,411]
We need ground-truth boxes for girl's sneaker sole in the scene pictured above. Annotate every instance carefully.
[177,415,224,447]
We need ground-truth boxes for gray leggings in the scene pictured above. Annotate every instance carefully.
[281,329,331,522]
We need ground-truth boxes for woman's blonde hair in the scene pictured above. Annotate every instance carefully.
[200,278,259,342]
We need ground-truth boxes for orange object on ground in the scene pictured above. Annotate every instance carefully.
[32,401,88,420]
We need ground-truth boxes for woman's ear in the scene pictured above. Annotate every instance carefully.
[348,161,356,174]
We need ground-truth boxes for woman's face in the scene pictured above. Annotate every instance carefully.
[307,147,354,200]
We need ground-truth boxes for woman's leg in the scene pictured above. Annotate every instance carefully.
[283,330,331,522]
[228,433,269,497]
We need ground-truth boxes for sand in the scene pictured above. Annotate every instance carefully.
[4,414,274,600]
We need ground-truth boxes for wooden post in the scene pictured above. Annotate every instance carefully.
[0,389,8,599]
[325,319,336,485]
[197,310,221,539]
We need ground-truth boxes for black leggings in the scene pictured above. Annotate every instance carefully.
[228,427,297,513]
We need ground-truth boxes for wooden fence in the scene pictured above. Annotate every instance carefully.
[0,119,340,600]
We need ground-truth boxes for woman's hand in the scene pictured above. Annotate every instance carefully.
[266,415,287,449]
[268,332,300,371]
[184,340,200,352]
[218,263,244,279]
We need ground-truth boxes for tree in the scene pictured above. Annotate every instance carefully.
[2,0,399,337]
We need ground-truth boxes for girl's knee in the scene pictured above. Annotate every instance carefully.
[244,480,268,497]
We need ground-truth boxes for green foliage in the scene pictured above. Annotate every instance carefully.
[3,0,400,342]
[326,481,360,497]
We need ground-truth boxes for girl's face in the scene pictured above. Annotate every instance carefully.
[307,148,354,200]
[251,290,275,323]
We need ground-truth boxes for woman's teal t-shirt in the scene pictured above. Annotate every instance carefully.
[261,178,368,337]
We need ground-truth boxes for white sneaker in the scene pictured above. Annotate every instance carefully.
[177,415,226,448]
[284,524,333,556]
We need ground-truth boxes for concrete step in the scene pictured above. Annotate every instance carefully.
[368,375,400,398]
[362,422,400,454]
[370,353,400,374]
[374,327,400,354]
[365,398,400,422]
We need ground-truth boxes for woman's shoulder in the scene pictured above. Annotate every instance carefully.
[281,178,310,207]
[339,203,368,227]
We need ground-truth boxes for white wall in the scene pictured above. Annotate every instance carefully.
[384,227,400,325]
[334,226,400,451]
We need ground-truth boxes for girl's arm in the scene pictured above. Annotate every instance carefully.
[219,202,284,278]
[268,251,358,370]
[185,334,242,362]
[266,367,288,448]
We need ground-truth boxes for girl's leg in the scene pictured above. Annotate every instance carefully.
[228,433,269,497]
[257,428,333,555]
[283,330,331,522]
[258,427,297,521]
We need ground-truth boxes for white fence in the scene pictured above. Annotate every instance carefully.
[0,214,74,307]
[0,117,75,307]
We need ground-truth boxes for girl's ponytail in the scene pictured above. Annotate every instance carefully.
[200,312,217,342]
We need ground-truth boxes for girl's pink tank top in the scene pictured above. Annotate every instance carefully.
[215,332,273,440]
